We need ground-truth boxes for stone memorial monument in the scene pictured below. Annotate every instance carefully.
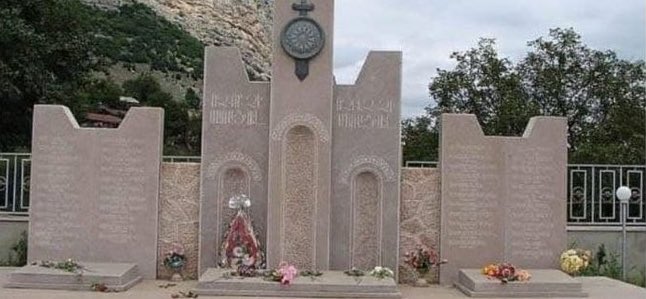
[439,114,568,285]
[198,0,401,277]
[196,0,402,297]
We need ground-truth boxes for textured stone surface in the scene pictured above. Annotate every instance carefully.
[199,47,270,274]
[158,163,200,280]
[194,268,401,298]
[282,126,316,269]
[266,0,334,270]
[352,172,380,270]
[399,168,441,284]
[439,114,568,285]
[28,105,163,279]
[455,269,587,298]
[330,51,402,273]
[5,263,141,292]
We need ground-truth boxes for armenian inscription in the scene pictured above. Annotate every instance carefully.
[444,145,498,250]
[336,97,393,129]
[208,93,267,126]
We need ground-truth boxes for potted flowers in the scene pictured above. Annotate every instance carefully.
[404,244,447,287]
[163,243,186,281]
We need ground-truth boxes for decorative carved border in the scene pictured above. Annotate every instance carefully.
[340,155,396,185]
[206,152,262,182]
[270,113,330,143]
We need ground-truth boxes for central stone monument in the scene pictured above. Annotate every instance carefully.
[197,0,401,297]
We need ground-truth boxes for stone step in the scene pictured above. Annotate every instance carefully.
[3,262,142,292]
[194,268,401,298]
[455,269,588,298]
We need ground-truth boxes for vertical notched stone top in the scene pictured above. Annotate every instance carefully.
[440,113,567,141]
[203,47,269,86]
[33,105,164,133]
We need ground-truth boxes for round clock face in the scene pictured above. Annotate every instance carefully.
[281,17,325,60]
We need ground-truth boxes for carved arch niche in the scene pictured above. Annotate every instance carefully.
[350,170,382,270]
[280,125,317,270]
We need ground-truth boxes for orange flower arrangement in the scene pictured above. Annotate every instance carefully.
[481,263,531,284]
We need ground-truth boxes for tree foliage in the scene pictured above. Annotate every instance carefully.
[0,0,203,154]
[404,28,646,164]
[0,0,94,151]
[122,75,201,155]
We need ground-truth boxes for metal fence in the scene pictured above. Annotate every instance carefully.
[0,153,31,215]
[2,153,644,226]
[567,165,645,226]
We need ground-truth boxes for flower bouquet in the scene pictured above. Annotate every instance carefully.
[369,266,394,279]
[404,244,447,286]
[560,249,591,276]
[163,243,186,281]
[263,262,298,285]
[481,263,531,284]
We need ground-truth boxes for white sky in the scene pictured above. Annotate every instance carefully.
[332,0,646,118]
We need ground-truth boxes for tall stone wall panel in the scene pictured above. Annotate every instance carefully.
[330,51,402,273]
[439,114,568,285]
[28,105,164,279]
[199,47,270,274]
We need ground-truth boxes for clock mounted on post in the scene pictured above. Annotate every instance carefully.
[281,0,325,81]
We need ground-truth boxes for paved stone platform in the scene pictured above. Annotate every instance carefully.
[455,269,587,297]
[1,268,645,299]
[194,268,401,298]
[3,263,141,292]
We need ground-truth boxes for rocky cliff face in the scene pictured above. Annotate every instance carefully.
[84,0,273,80]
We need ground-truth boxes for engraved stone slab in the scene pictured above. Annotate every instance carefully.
[4,263,141,292]
[28,105,164,279]
[439,114,568,285]
[194,268,401,298]
[455,269,587,298]
[330,51,402,273]
[158,163,200,279]
[199,47,270,274]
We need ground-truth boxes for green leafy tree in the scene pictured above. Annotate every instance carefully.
[408,28,646,164]
[402,115,438,163]
[0,0,94,151]
[122,75,200,155]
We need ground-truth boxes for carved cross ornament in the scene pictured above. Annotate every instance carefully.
[280,0,325,81]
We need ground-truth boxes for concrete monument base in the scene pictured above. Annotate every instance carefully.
[194,268,401,298]
[455,269,588,298]
[4,263,141,292]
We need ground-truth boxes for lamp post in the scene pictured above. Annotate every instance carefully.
[616,186,631,281]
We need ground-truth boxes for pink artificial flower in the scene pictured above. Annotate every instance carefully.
[278,262,298,285]
[171,243,185,256]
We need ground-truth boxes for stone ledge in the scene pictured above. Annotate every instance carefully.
[194,268,401,298]
[455,269,588,298]
[4,263,141,292]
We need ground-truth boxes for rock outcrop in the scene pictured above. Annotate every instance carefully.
[83,0,273,80]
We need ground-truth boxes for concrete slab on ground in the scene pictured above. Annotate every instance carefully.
[3,263,141,292]
[455,269,587,297]
[194,268,400,298]
[1,268,644,299]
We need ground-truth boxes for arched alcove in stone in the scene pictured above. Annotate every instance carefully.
[351,171,382,270]
[281,125,317,270]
